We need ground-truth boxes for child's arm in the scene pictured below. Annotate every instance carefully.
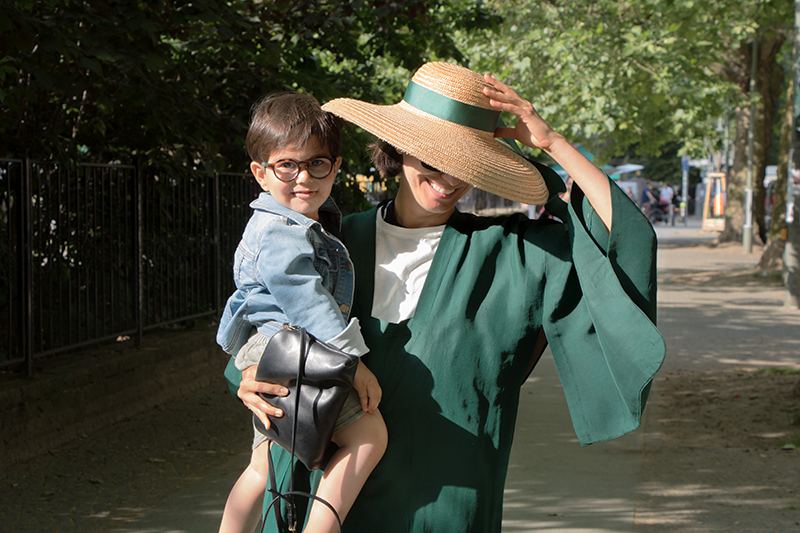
[256,219,369,357]
[353,360,382,413]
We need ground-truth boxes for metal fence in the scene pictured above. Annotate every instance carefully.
[0,158,260,374]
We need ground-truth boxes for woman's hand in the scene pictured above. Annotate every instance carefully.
[484,72,613,230]
[353,360,382,414]
[238,364,288,430]
[483,73,563,153]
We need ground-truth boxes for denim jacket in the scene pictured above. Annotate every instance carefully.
[216,192,368,360]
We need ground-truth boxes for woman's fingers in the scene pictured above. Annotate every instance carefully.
[483,73,529,112]
[483,72,560,151]
[242,396,273,430]
[238,365,288,429]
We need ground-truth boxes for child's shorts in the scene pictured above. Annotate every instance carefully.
[239,331,366,450]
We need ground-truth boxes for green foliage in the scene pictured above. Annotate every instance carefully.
[630,142,682,185]
[0,0,495,180]
[455,0,792,162]
[4,0,793,211]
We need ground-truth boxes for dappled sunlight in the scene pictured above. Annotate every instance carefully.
[106,480,231,533]
[654,300,800,370]
[637,368,800,532]
[643,482,786,500]
[503,487,638,532]
[632,227,800,532]
[635,509,709,527]
[715,357,800,369]
[636,481,799,529]
[636,450,800,531]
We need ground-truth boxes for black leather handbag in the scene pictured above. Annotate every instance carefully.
[254,325,359,532]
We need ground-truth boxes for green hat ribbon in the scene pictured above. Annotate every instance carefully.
[403,80,500,133]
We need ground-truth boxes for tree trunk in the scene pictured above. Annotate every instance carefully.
[770,70,791,243]
[722,107,749,242]
[719,38,785,244]
[757,65,793,271]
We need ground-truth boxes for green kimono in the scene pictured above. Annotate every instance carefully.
[240,173,665,532]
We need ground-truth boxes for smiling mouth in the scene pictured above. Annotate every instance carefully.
[428,180,456,196]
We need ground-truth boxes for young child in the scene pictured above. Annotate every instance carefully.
[217,93,388,533]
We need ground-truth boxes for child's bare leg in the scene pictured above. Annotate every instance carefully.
[304,410,388,533]
[218,441,270,533]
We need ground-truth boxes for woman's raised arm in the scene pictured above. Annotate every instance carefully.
[484,74,612,231]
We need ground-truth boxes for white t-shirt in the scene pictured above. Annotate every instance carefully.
[371,207,444,324]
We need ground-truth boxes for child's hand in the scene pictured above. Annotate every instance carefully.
[353,360,382,413]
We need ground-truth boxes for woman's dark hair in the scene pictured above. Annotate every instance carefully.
[369,140,404,179]
[246,92,343,163]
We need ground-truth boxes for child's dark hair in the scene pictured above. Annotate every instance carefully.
[369,140,404,179]
[246,93,343,163]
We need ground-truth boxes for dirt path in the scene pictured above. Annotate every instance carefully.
[2,235,798,533]
[635,239,800,532]
[0,386,251,532]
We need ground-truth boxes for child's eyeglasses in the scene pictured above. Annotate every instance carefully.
[264,157,335,182]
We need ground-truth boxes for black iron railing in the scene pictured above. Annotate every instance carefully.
[0,158,521,375]
[0,158,260,374]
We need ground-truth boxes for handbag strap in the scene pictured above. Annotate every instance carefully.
[262,327,343,533]
[285,327,306,529]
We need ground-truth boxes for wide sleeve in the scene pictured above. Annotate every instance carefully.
[543,178,666,446]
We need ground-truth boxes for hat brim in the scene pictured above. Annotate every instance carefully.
[323,99,550,205]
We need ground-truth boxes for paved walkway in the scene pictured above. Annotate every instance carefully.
[10,215,797,533]
[505,217,799,533]
[501,218,719,533]
[112,216,755,533]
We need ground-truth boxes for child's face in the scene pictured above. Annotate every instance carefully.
[250,137,341,221]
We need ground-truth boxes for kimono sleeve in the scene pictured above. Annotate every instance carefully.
[543,178,666,445]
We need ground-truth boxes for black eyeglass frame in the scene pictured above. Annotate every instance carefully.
[262,156,336,182]
[420,160,443,174]
[397,149,443,174]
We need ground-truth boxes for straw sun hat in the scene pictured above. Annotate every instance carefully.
[322,62,549,205]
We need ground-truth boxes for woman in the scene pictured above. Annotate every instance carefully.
[229,62,665,532]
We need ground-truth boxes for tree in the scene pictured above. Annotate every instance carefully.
[457,0,744,160]
[716,24,790,244]
[0,0,494,186]
[457,0,792,248]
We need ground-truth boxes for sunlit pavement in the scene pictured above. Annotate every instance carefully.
[504,215,799,532]
[109,216,799,533]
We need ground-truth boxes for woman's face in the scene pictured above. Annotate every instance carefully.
[394,155,472,228]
